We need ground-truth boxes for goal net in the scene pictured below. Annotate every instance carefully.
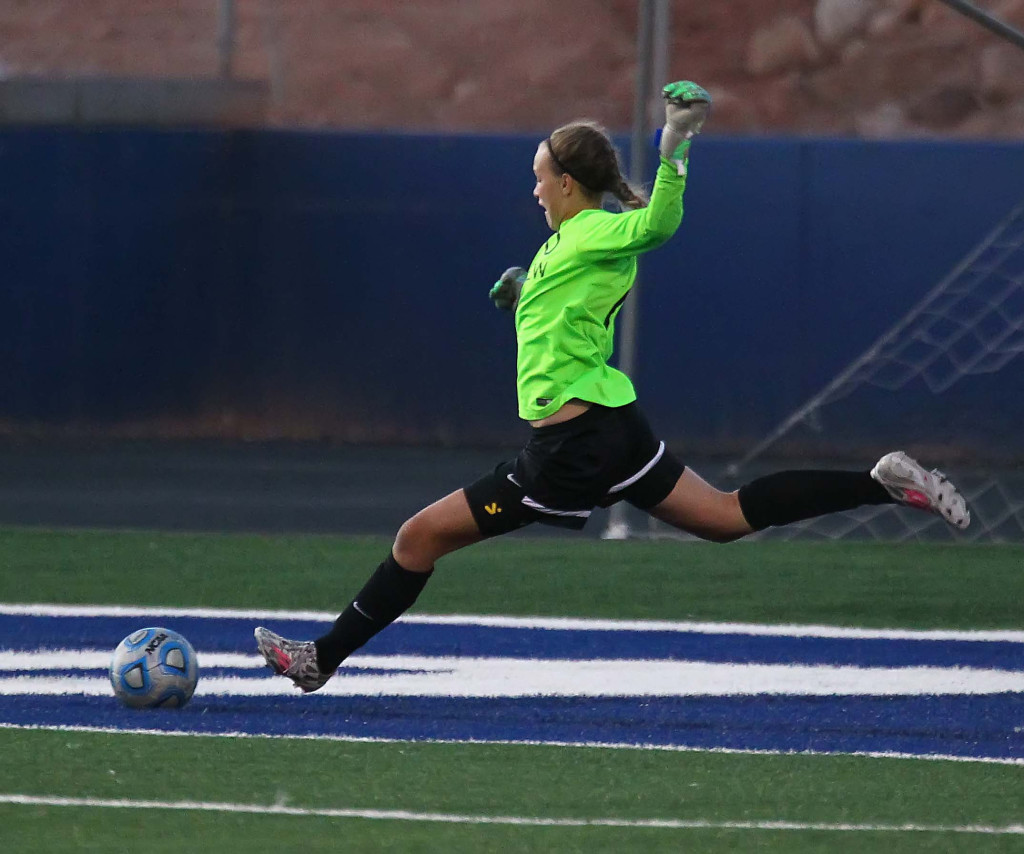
[646,198,1024,543]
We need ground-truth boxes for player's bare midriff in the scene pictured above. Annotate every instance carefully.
[529,398,592,428]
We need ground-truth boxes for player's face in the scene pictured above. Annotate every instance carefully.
[533,143,566,231]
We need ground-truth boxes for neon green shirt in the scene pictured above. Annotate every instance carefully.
[515,156,689,421]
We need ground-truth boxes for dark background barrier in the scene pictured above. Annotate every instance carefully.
[1,129,1022,455]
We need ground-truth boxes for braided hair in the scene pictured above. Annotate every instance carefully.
[546,121,648,210]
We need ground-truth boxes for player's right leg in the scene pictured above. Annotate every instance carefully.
[647,451,969,542]
[870,450,970,529]
[644,467,752,543]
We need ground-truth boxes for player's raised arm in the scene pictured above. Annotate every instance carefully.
[575,81,711,259]
[660,80,711,173]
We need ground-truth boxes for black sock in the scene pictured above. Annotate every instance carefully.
[737,469,893,531]
[314,553,432,672]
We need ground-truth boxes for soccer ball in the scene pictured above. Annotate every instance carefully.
[109,627,199,709]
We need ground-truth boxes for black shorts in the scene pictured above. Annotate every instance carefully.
[464,402,685,535]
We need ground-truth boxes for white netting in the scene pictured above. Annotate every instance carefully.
[642,198,1024,543]
[729,200,1024,474]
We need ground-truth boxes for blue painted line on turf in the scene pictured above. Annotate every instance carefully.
[2,613,1022,670]
[2,693,1022,762]
[2,612,1024,760]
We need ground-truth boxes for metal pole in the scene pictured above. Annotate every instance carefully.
[603,0,671,540]
[218,0,236,79]
[619,0,672,381]
[262,0,285,105]
[935,0,1024,52]
[649,0,672,125]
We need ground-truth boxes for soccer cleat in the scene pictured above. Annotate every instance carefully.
[253,627,333,693]
[870,451,970,530]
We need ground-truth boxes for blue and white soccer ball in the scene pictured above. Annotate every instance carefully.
[109,627,199,709]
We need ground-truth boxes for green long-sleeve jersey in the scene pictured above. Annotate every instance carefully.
[514,156,689,421]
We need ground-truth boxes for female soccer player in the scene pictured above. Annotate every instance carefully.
[255,82,969,692]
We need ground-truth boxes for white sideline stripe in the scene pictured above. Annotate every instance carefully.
[2,794,1023,835]
[5,655,1024,697]
[2,603,1023,643]
[0,651,262,670]
[5,722,1024,767]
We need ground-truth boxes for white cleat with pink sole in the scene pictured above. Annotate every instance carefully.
[871,451,970,530]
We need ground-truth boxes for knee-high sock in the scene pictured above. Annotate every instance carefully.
[314,553,432,672]
[737,470,893,531]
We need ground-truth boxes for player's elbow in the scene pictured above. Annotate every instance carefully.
[641,228,675,252]
[645,215,683,246]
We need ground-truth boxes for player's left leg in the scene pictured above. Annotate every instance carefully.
[255,488,490,693]
[255,461,545,693]
[393,488,489,571]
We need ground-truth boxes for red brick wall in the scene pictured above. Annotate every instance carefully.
[1,0,1022,137]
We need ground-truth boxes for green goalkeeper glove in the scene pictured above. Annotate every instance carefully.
[489,266,527,312]
[659,81,712,170]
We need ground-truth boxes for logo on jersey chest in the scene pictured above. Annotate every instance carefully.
[528,232,563,282]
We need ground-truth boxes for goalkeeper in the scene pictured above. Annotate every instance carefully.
[256,82,969,692]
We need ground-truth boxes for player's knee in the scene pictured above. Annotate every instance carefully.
[394,510,453,566]
[395,512,434,556]
[706,492,751,543]
[656,491,751,543]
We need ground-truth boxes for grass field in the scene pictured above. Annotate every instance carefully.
[2,527,1024,852]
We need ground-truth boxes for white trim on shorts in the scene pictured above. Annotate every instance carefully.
[605,441,666,495]
[508,472,591,520]
[520,495,592,519]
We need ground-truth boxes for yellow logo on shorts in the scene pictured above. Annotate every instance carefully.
[484,502,501,515]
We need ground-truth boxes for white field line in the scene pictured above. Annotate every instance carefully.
[5,652,1024,697]
[5,721,1024,768]
[0,651,261,670]
[2,603,1023,643]
[1,793,1023,835]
